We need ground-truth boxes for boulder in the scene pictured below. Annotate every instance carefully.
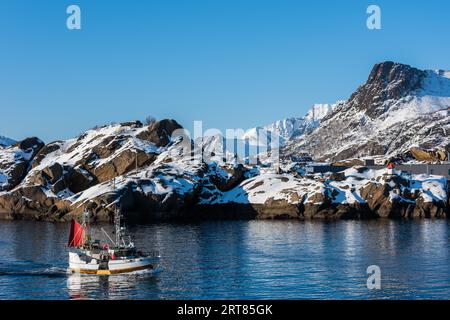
[67,168,93,194]
[32,142,62,168]
[209,163,247,192]
[409,147,448,162]
[137,119,183,147]
[91,149,157,183]
[15,137,45,158]
[42,163,64,184]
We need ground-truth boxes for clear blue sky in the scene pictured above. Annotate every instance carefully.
[1,0,449,142]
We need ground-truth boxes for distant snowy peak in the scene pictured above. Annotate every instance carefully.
[245,62,450,151]
[243,103,336,145]
[285,61,450,162]
[433,69,450,79]
[304,103,335,122]
[0,136,16,148]
[421,69,450,99]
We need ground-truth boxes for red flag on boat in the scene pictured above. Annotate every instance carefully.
[68,219,85,247]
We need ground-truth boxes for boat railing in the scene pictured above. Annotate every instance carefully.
[141,250,160,258]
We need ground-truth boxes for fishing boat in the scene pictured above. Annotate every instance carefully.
[68,207,160,275]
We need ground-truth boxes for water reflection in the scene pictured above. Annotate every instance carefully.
[67,271,160,300]
[0,219,449,299]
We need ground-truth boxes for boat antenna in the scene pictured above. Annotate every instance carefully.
[101,227,116,246]
[82,210,88,227]
[82,209,91,242]
[114,202,123,248]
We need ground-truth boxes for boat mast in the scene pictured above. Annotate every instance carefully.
[114,204,122,247]
[82,210,90,243]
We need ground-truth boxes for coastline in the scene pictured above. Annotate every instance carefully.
[1,198,448,223]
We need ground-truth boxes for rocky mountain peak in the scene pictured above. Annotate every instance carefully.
[284,61,449,162]
[348,61,427,118]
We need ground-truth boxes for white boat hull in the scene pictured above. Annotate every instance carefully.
[69,252,159,275]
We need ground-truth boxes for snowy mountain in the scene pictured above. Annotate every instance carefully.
[0,136,15,148]
[243,103,336,146]
[0,116,447,222]
[0,61,449,222]
[284,62,450,162]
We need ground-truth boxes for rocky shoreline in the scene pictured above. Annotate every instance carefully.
[0,122,448,222]
[1,61,449,223]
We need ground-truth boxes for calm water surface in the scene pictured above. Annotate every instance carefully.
[0,219,449,300]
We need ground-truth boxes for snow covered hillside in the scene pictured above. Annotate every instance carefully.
[242,103,336,146]
[0,62,449,222]
[284,62,450,162]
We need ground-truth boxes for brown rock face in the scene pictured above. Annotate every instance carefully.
[409,147,448,162]
[137,119,183,146]
[195,169,449,221]
[91,149,157,183]
[0,120,188,221]
[258,196,304,219]
[360,181,396,218]
[32,142,62,168]
[348,61,426,118]
[332,159,364,167]
[65,120,182,183]
[410,198,447,219]
[359,174,448,219]
[66,177,202,222]
[0,185,70,221]
[15,137,45,159]
[68,169,93,194]
[23,163,94,196]
[42,163,64,184]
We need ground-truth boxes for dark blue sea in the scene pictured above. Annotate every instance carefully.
[0,219,449,300]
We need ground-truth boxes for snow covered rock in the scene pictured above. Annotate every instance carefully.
[0,137,44,192]
[284,62,450,162]
[0,120,187,220]
[136,119,182,147]
[0,62,449,222]
[197,167,448,220]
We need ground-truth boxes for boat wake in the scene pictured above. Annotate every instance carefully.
[0,262,68,278]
